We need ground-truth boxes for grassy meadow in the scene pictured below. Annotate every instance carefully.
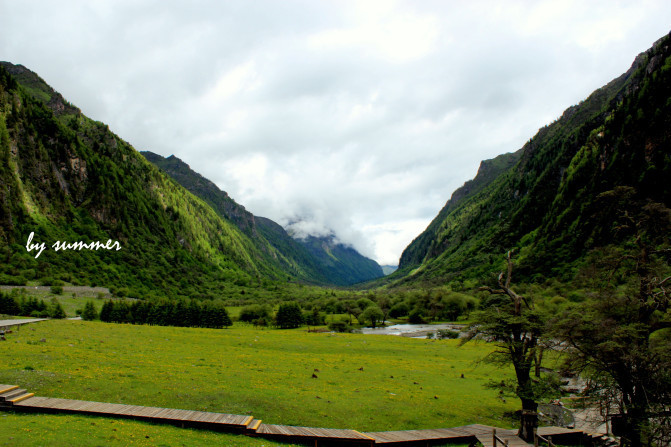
[0,412,292,447]
[0,319,525,435]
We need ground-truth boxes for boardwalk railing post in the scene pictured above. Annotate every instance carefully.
[534,427,538,447]
[548,435,553,447]
[493,428,497,447]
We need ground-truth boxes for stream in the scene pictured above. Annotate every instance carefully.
[358,323,467,338]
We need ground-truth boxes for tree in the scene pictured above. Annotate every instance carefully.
[81,300,98,320]
[361,305,384,328]
[343,299,361,325]
[99,300,113,322]
[49,297,67,319]
[0,292,20,315]
[377,295,392,324]
[554,194,671,447]
[275,302,304,329]
[464,252,550,442]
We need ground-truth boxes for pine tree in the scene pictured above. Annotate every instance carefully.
[99,300,113,322]
[81,301,98,321]
[49,298,67,319]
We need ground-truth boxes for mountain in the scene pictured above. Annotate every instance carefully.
[141,151,384,286]
[399,150,522,269]
[392,32,671,286]
[291,233,384,285]
[0,62,290,299]
[381,265,398,275]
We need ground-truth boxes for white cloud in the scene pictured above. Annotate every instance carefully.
[2,0,670,265]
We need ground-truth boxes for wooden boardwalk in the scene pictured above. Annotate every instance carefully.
[0,384,592,446]
[0,318,47,330]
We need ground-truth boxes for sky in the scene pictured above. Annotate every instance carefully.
[2,1,671,265]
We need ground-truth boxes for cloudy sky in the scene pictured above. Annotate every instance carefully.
[2,1,670,265]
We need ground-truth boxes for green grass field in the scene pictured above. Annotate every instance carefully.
[0,412,292,446]
[0,319,525,444]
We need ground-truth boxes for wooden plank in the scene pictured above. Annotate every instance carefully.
[0,385,18,395]
[537,426,582,436]
[13,396,49,407]
[247,419,262,431]
[10,393,34,404]
[0,388,27,401]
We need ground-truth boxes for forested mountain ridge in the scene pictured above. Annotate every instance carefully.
[399,149,522,269]
[142,151,384,286]
[0,62,288,298]
[392,32,671,285]
[141,152,258,236]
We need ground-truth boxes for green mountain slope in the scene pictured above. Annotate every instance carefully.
[141,151,384,286]
[292,233,384,285]
[0,62,284,298]
[399,150,522,269]
[393,32,671,285]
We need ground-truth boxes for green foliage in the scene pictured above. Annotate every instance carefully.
[98,298,231,329]
[552,200,671,446]
[327,320,351,332]
[275,301,304,329]
[49,297,66,319]
[238,304,271,324]
[435,329,459,339]
[0,291,21,315]
[360,305,384,328]
[81,300,98,320]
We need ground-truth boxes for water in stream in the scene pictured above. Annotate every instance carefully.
[359,323,466,338]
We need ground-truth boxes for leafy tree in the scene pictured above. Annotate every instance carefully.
[389,302,409,318]
[360,305,384,328]
[81,300,98,320]
[553,195,671,447]
[377,295,392,324]
[275,301,304,329]
[343,299,361,325]
[464,252,552,442]
[304,307,324,326]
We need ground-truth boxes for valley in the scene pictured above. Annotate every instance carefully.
[0,17,670,447]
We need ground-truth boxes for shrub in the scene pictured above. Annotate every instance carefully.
[50,285,64,295]
[436,329,460,339]
[328,320,351,333]
[239,304,271,323]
